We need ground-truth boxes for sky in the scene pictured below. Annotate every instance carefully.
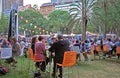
[23,0,51,6]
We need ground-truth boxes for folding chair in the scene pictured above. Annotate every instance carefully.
[57,51,77,78]
[96,46,102,52]
[95,46,102,59]
[28,48,46,71]
[28,48,44,62]
[90,45,96,60]
[90,45,94,54]
[116,46,120,54]
[102,45,110,58]
[103,45,109,53]
[116,46,120,59]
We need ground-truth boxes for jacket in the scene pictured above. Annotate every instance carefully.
[34,42,46,61]
[49,39,70,59]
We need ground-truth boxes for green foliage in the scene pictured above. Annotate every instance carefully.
[68,0,120,36]
[18,10,47,35]
[1,0,120,36]
[48,10,71,34]
[91,0,120,35]
[0,14,9,34]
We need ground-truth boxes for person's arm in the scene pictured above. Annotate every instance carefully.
[49,43,56,52]
[8,44,12,48]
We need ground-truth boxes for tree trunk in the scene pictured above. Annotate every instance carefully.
[81,0,86,40]
[103,0,107,38]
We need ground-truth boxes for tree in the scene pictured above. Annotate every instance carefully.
[0,14,8,34]
[92,0,120,37]
[69,0,96,40]
[18,10,47,35]
[48,10,71,34]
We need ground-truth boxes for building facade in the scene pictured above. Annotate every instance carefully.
[19,4,34,12]
[51,0,79,3]
[40,0,81,17]
[39,3,54,17]
[55,0,81,12]
[2,0,23,15]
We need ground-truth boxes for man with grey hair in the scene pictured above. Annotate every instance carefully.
[49,34,70,78]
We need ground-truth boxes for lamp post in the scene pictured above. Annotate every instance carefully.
[0,0,2,19]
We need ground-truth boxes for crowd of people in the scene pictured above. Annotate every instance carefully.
[0,34,120,78]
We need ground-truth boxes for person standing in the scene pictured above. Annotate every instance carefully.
[31,36,38,55]
[49,34,70,78]
[1,38,11,48]
[34,36,48,72]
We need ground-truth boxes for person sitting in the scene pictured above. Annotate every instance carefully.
[73,40,81,61]
[8,37,21,67]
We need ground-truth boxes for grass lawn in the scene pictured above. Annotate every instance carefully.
[0,55,120,78]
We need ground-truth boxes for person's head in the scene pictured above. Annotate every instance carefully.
[38,36,45,43]
[52,37,56,43]
[11,37,17,43]
[107,38,111,42]
[57,34,63,40]
[22,38,26,42]
[85,40,88,43]
[31,36,38,43]
[76,40,79,43]
[2,38,8,44]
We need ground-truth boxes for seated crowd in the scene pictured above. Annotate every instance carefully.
[0,34,120,78]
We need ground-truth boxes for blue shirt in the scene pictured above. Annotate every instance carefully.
[115,41,120,46]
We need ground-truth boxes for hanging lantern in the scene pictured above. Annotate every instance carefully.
[30,23,32,26]
[46,31,48,34]
[34,26,37,29]
[40,32,41,34]
[42,29,45,32]
[39,28,41,30]
[20,16,23,20]
[50,32,52,35]
[25,20,28,23]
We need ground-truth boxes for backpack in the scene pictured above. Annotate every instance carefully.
[0,66,8,75]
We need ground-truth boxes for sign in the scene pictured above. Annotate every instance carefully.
[0,48,12,59]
